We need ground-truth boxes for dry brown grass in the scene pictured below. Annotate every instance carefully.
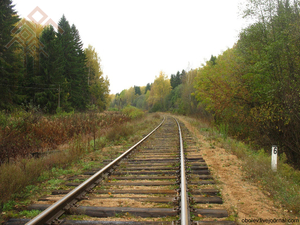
[0,112,162,212]
[177,114,300,217]
[0,142,84,209]
[0,111,130,163]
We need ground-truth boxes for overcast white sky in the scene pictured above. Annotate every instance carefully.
[12,0,249,94]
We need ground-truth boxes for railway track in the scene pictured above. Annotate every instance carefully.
[6,116,236,225]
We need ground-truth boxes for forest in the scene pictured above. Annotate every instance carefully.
[2,0,300,167]
[110,0,300,168]
[0,0,110,113]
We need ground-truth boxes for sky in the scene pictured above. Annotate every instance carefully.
[12,0,249,94]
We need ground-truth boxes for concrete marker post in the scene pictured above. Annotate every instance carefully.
[271,145,278,172]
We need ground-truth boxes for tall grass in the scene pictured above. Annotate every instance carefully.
[0,110,130,163]
[0,110,131,210]
[0,112,161,212]
[235,145,300,214]
[0,143,82,210]
[182,115,300,215]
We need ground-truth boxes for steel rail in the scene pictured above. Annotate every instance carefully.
[174,118,190,225]
[26,117,165,225]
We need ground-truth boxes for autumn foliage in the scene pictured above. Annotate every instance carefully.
[110,0,300,168]
[194,0,300,167]
[0,111,130,164]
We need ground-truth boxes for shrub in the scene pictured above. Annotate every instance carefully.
[122,106,144,119]
[106,123,134,142]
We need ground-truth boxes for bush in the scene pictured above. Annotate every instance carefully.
[107,108,119,112]
[122,106,144,119]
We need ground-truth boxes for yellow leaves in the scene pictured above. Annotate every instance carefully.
[147,71,171,107]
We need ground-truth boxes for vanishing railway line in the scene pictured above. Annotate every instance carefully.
[6,116,235,225]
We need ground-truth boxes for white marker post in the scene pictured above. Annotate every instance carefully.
[271,145,278,172]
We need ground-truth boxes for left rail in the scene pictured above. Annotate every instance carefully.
[174,118,190,225]
[26,117,165,225]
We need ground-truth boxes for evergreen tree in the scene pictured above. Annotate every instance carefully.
[134,86,141,95]
[57,15,89,111]
[144,83,151,94]
[57,15,73,111]
[0,0,23,110]
[36,25,65,113]
[70,24,89,110]
[170,74,176,89]
[209,55,217,65]
[170,71,182,89]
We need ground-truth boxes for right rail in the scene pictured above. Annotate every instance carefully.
[175,118,190,225]
[5,116,234,225]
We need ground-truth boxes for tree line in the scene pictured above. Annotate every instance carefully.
[110,69,198,115]
[0,0,109,113]
[110,0,300,168]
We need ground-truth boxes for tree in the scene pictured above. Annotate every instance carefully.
[35,25,65,113]
[134,86,141,95]
[70,24,89,110]
[147,71,171,111]
[57,15,89,111]
[209,55,217,65]
[0,0,23,110]
[144,83,151,94]
[85,45,110,111]
[238,0,300,166]
[194,47,252,137]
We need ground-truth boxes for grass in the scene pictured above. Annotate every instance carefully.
[0,110,130,163]
[18,210,41,218]
[0,112,162,222]
[0,111,132,209]
[182,115,300,215]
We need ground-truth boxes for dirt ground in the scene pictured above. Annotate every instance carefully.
[176,115,298,225]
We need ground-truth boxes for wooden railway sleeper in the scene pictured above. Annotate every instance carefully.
[74,192,88,201]
[51,218,62,225]
[23,117,167,225]
[85,177,103,193]
[67,204,80,215]
[63,199,78,212]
